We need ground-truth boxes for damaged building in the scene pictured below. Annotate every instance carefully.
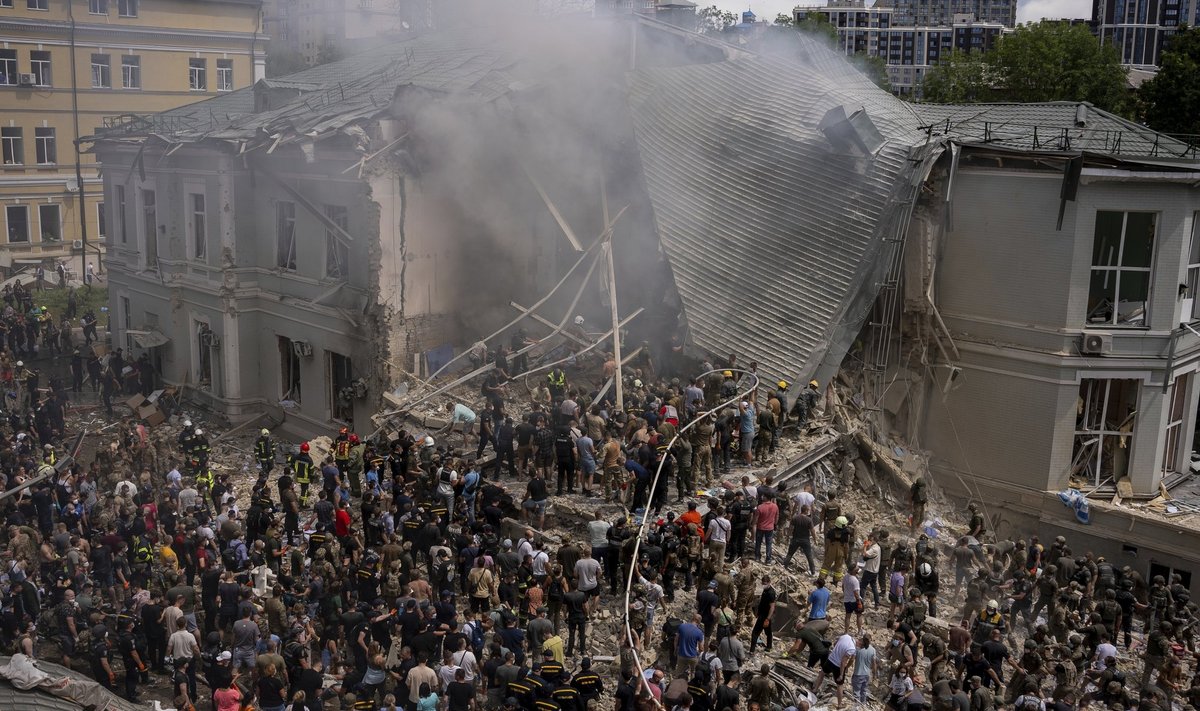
[86,13,1200,585]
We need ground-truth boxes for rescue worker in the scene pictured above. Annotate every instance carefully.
[291,441,315,507]
[822,516,851,583]
[910,476,928,530]
[178,419,195,456]
[334,426,352,479]
[547,368,567,401]
[793,379,820,428]
[255,428,274,474]
[189,428,211,472]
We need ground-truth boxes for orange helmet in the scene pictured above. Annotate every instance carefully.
[339,427,348,434]
[300,442,310,453]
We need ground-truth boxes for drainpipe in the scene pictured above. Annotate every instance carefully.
[67,0,90,277]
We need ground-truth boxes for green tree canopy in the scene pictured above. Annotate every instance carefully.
[696,5,737,34]
[919,22,1128,113]
[1140,26,1200,135]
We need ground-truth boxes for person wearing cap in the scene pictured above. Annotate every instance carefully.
[571,657,603,701]
[736,399,755,468]
[794,379,821,429]
[211,651,241,711]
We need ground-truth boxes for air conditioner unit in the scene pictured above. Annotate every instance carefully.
[1079,332,1112,356]
[71,240,83,249]
[16,73,35,87]
[292,340,313,358]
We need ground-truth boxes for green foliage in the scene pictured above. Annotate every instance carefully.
[920,51,994,103]
[34,285,108,322]
[774,12,794,26]
[1140,26,1200,136]
[918,22,1127,113]
[795,12,838,43]
[266,47,308,78]
[988,22,1127,112]
[852,52,892,92]
[696,5,737,34]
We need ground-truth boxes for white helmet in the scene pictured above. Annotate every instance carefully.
[183,420,192,428]
[423,436,435,447]
[15,361,22,367]
[919,563,932,577]
[194,428,203,436]
[261,428,270,436]
[573,315,584,326]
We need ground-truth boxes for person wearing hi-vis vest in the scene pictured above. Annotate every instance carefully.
[291,442,314,507]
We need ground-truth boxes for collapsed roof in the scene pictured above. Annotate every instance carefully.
[87,16,1200,386]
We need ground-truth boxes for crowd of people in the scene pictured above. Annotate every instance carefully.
[0,342,1194,711]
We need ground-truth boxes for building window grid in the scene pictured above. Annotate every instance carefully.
[1073,378,1139,487]
[1,127,22,165]
[89,0,107,13]
[91,54,111,88]
[1162,374,1189,477]
[30,51,50,86]
[0,49,16,85]
[122,55,140,89]
[142,188,158,269]
[117,0,137,17]
[1188,213,1200,321]
[1087,211,1156,327]
[34,127,55,165]
[188,58,207,91]
[216,59,233,92]
[190,193,207,260]
[0,0,12,8]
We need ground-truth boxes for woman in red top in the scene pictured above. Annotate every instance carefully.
[334,499,352,537]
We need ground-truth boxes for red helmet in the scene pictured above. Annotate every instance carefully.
[349,434,360,444]
[300,442,310,453]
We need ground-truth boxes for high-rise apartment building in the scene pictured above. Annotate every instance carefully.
[1093,0,1200,67]
[0,0,264,275]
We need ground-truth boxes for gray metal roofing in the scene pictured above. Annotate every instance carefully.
[627,47,935,383]
[912,101,1198,160]
[0,656,144,711]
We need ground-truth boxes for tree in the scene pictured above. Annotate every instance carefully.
[988,22,1128,113]
[794,12,838,44]
[852,52,892,92]
[774,12,794,27]
[1140,25,1200,135]
[920,50,995,103]
[695,5,737,35]
[265,47,308,78]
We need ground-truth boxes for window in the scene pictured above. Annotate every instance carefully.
[324,204,348,279]
[97,202,106,241]
[1148,563,1192,591]
[115,184,127,243]
[195,321,213,384]
[121,55,140,89]
[0,50,15,86]
[0,0,11,8]
[5,205,29,243]
[34,127,55,165]
[279,336,302,403]
[329,351,354,424]
[1187,214,1200,322]
[189,192,207,260]
[142,188,158,268]
[27,0,47,10]
[91,54,111,88]
[38,204,59,241]
[216,59,233,92]
[188,58,207,91]
[89,0,107,13]
[30,51,50,87]
[1162,373,1189,477]
[1087,211,1156,327]
[1,127,21,165]
[117,0,136,17]
[1073,379,1139,486]
[276,201,296,270]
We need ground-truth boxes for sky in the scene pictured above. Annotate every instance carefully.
[709,0,1093,25]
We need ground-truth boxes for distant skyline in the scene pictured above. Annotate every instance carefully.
[709,0,1092,24]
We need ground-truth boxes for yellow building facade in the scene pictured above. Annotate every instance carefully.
[0,0,265,275]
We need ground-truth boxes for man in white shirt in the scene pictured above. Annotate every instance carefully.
[793,483,815,513]
[862,534,882,608]
[706,509,731,565]
[821,632,856,707]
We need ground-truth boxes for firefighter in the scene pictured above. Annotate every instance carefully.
[178,419,195,455]
[291,441,314,507]
[547,367,567,400]
[190,428,211,471]
[334,426,352,476]
[255,428,274,474]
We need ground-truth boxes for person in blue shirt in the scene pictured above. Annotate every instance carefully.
[738,401,756,468]
[625,459,650,510]
[674,614,705,678]
[809,578,831,620]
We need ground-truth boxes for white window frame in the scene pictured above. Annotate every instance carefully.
[117,0,137,17]
[1087,210,1157,328]
[34,127,55,165]
[90,54,111,88]
[38,203,60,242]
[188,58,207,91]
[89,0,108,14]
[1,127,22,166]
[121,55,140,89]
[115,183,127,244]
[216,59,233,92]
[30,50,51,87]
[26,0,48,10]
[188,191,207,261]
[1162,373,1190,477]
[0,49,16,86]
[276,201,296,270]
[1073,378,1139,487]
[6,204,29,243]
[1187,213,1200,322]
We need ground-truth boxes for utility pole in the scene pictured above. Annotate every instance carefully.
[602,182,623,411]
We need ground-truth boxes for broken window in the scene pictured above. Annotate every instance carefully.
[1087,211,1156,327]
[142,188,158,269]
[328,351,354,425]
[279,336,302,403]
[1162,373,1189,477]
[195,321,213,385]
[276,201,296,270]
[1187,213,1200,322]
[1073,378,1139,487]
[324,204,348,280]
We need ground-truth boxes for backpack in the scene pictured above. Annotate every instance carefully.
[221,546,239,572]
[695,652,716,685]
